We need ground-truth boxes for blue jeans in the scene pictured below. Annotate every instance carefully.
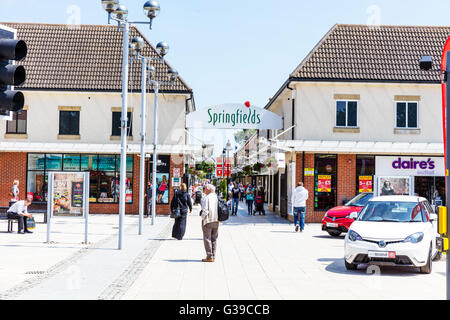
[232,197,239,214]
[247,200,254,215]
[293,207,306,230]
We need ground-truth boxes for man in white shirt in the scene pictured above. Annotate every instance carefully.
[200,184,219,262]
[7,199,33,234]
[292,182,309,232]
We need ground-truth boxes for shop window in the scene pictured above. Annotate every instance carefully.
[6,110,27,134]
[112,112,132,136]
[26,153,134,204]
[314,154,337,211]
[336,101,357,127]
[59,111,80,135]
[356,155,375,194]
[396,102,418,128]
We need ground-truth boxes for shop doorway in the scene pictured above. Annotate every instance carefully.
[280,173,288,218]
[414,176,445,207]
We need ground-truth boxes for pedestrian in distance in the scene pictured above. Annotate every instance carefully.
[171,183,192,240]
[255,186,265,215]
[145,181,152,218]
[246,184,255,215]
[9,180,19,204]
[230,182,240,216]
[200,184,219,262]
[7,199,33,234]
[292,182,309,232]
[239,183,245,202]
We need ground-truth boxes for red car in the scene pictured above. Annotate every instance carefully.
[321,193,373,237]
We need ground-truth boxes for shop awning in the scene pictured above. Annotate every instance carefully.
[274,140,444,155]
[0,141,214,157]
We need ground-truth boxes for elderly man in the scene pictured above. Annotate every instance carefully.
[7,199,33,234]
[200,184,219,262]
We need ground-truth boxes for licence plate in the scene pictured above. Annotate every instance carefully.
[368,251,396,259]
[326,223,338,228]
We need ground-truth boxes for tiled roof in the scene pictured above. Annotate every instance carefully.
[1,22,192,93]
[291,24,450,82]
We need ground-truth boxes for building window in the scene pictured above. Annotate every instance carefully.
[59,111,80,135]
[314,154,337,211]
[112,112,132,136]
[396,102,418,128]
[6,110,27,134]
[336,101,357,127]
[356,155,375,194]
[26,153,134,204]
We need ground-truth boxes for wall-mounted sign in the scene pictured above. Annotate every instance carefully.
[275,153,285,169]
[172,177,181,187]
[173,168,181,178]
[375,156,445,177]
[186,103,283,129]
[304,168,314,176]
[377,176,412,196]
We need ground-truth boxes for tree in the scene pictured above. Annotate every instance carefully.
[234,129,257,145]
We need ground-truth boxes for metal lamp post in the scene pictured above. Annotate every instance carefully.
[101,0,161,249]
[226,140,232,202]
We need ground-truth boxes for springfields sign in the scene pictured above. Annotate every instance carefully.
[186,103,283,129]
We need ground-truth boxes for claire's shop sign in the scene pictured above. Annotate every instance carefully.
[376,156,445,177]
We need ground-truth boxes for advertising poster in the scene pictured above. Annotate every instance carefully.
[53,172,85,216]
[150,173,170,204]
[378,176,411,196]
[359,176,373,193]
[317,175,332,192]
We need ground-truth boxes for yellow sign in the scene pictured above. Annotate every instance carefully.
[304,168,314,176]
[439,206,447,235]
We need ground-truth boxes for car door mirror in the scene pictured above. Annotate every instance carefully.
[429,213,438,222]
[349,212,359,220]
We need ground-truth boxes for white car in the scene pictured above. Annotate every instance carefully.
[344,196,440,274]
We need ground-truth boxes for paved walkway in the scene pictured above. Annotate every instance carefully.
[123,201,446,300]
[0,200,446,300]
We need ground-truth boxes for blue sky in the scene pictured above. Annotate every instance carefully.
[2,0,450,157]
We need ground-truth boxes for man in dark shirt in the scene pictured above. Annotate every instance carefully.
[146,181,153,217]
[230,182,241,216]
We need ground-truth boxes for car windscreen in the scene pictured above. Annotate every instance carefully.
[358,201,425,222]
[345,193,374,207]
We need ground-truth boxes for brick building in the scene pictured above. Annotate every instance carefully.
[238,24,447,222]
[0,22,209,214]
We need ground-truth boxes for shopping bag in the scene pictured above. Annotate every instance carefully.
[26,217,36,230]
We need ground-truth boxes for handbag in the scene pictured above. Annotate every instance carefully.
[218,200,229,222]
[26,217,36,230]
[170,191,182,219]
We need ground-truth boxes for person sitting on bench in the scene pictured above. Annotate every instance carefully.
[7,199,33,234]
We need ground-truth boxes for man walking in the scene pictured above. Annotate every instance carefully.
[145,181,152,218]
[230,182,240,216]
[7,199,33,234]
[292,182,308,232]
[200,184,219,262]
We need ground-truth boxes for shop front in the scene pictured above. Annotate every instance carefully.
[374,156,445,208]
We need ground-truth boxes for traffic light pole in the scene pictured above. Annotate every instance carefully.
[118,22,130,250]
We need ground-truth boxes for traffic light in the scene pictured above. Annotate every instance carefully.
[0,38,27,115]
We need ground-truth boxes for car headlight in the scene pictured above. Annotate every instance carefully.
[403,232,424,244]
[345,212,359,220]
[348,230,362,242]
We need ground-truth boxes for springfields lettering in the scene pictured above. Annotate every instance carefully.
[207,107,261,127]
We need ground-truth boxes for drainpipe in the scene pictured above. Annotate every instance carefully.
[286,83,295,140]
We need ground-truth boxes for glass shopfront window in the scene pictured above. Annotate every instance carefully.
[356,155,375,194]
[314,154,337,211]
[26,153,134,204]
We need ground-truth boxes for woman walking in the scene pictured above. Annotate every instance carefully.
[246,184,255,215]
[171,183,192,240]
[255,186,265,215]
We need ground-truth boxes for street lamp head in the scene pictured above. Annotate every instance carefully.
[226,140,232,151]
[101,0,120,13]
[112,4,128,21]
[143,1,160,19]
[130,36,145,56]
[168,68,179,81]
[147,65,156,79]
[156,41,169,57]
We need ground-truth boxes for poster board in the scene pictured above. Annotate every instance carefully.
[375,176,413,197]
[51,172,87,217]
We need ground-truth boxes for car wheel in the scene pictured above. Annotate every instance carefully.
[419,246,432,274]
[327,230,342,237]
[345,260,358,271]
